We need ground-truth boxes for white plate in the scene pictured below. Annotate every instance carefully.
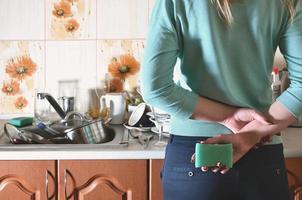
[151,127,170,138]
[123,123,153,132]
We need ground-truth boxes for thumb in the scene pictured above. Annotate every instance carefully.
[203,134,228,144]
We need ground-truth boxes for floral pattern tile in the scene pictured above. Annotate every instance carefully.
[97,40,145,91]
[0,41,44,115]
[46,0,96,40]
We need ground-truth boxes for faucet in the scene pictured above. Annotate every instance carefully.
[37,93,66,119]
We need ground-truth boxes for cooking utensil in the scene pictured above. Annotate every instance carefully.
[4,123,28,144]
[58,96,75,114]
[37,122,61,135]
[49,111,115,144]
[21,131,54,144]
[138,134,154,149]
[4,123,62,144]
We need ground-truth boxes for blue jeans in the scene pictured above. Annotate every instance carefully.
[162,135,290,200]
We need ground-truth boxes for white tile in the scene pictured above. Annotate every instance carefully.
[46,0,97,40]
[45,41,97,97]
[148,0,156,19]
[0,41,45,115]
[97,0,149,39]
[0,0,44,40]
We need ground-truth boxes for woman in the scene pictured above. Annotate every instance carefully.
[140,0,302,199]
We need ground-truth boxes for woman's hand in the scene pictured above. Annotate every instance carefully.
[199,119,276,174]
[220,108,269,133]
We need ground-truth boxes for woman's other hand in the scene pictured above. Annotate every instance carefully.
[220,108,270,133]
[199,119,276,174]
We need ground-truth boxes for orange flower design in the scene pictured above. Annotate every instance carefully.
[5,55,37,81]
[64,0,76,3]
[1,80,20,96]
[65,19,79,32]
[14,96,28,110]
[109,77,124,92]
[108,54,140,80]
[52,1,72,18]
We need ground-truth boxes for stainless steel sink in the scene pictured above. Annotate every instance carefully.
[0,125,129,149]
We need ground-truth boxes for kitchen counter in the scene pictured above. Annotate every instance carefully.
[0,120,301,160]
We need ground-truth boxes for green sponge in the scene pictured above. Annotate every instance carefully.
[195,143,233,168]
[8,117,33,127]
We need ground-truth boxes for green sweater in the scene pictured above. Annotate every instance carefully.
[140,0,302,137]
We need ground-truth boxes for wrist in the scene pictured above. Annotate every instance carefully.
[192,96,237,122]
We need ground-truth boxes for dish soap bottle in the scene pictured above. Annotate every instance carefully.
[271,67,282,102]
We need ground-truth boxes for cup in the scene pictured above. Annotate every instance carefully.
[128,103,154,127]
[100,93,126,124]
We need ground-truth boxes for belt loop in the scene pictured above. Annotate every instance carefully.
[168,134,174,144]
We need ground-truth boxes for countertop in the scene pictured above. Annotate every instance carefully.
[0,120,301,160]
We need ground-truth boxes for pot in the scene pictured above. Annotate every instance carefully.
[49,112,115,144]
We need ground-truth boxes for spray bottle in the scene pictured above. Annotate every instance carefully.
[271,67,282,102]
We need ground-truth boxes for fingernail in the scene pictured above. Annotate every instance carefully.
[190,154,195,163]
[201,166,208,172]
[212,168,219,173]
[220,167,229,174]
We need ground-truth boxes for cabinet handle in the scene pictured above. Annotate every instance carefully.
[64,169,68,200]
[45,170,52,200]
[64,169,76,200]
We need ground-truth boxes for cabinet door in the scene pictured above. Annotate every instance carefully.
[149,159,163,200]
[58,160,147,200]
[0,160,56,200]
[286,158,302,200]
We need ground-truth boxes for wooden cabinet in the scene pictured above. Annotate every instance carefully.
[58,160,148,200]
[149,159,163,200]
[286,158,302,200]
[0,161,56,200]
[0,158,300,200]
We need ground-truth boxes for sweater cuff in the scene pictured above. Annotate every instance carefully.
[276,91,302,119]
[175,91,200,120]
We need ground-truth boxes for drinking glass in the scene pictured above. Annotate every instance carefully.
[151,106,168,147]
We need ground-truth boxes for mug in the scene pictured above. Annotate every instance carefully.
[100,93,126,124]
[128,103,154,127]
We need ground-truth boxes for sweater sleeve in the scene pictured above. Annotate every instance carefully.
[277,1,302,118]
[140,0,199,119]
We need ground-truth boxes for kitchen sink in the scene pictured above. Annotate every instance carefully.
[0,125,129,149]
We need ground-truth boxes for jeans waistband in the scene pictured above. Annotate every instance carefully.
[169,134,210,144]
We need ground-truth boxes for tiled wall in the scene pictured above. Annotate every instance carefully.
[0,0,286,118]
[0,0,154,118]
